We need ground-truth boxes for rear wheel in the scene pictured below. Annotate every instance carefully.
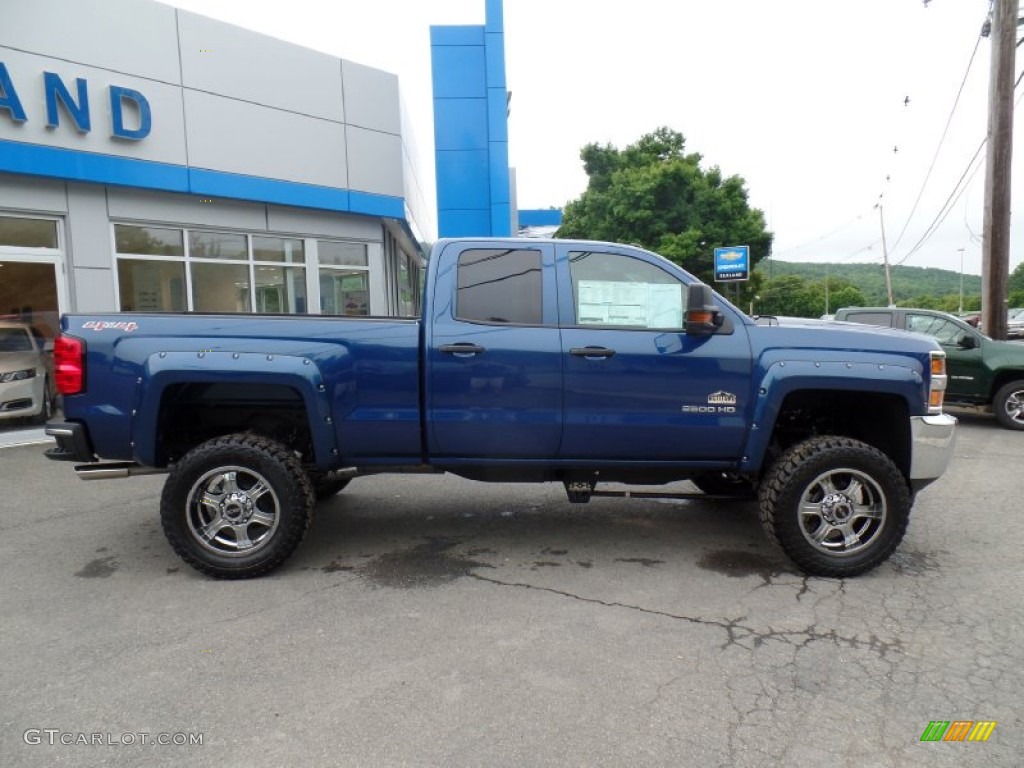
[759,436,911,577]
[993,380,1024,430]
[160,433,314,579]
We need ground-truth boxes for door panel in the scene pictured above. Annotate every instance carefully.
[904,312,987,398]
[426,243,562,458]
[557,245,752,461]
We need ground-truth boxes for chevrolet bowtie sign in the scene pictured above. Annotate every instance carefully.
[714,246,749,283]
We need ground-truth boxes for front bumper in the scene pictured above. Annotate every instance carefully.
[0,376,44,421]
[908,413,957,490]
[44,421,96,463]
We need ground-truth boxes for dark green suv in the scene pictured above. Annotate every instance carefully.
[834,307,1024,430]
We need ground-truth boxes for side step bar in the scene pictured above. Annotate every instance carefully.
[75,462,168,480]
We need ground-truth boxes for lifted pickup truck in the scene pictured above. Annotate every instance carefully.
[46,239,956,579]
[833,306,1024,430]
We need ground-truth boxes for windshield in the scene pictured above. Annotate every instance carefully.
[0,327,33,352]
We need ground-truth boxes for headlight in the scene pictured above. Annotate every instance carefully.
[0,368,36,383]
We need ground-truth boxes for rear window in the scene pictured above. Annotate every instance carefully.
[455,248,543,325]
[841,311,894,327]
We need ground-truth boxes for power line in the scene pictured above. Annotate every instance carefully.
[888,33,983,253]
[892,65,1024,266]
[768,210,872,258]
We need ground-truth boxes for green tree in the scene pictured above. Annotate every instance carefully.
[1010,262,1024,307]
[557,127,772,305]
[759,275,816,317]
[813,279,866,316]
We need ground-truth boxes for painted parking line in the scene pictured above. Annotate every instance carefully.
[0,428,53,449]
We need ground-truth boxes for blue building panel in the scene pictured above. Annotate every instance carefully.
[0,138,189,192]
[485,0,504,32]
[489,202,511,237]
[488,145,510,204]
[429,26,485,46]
[518,209,563,227]
[433,97,489,151]
[348,190,406,218]
[431,45,487,98]
[485,33,506,88]
[435,149,490,210]
[486,88,508,142]
[190,168,350,210]
[432,0,512,239]
[439,209,491,237]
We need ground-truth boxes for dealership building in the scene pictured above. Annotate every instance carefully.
[0,0,532,339]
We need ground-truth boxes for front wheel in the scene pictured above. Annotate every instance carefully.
[993,380,1024,430]
[758,436,911,577]
[33,378,53,425]
[160,433,314,579]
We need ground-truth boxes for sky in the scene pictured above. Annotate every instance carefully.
[162,0,1021,277]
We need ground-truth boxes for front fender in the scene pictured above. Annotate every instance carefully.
[738,359,925,473]
[131,351,335,467]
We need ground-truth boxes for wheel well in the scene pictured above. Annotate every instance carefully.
[155,382,313,466]
[990,371,1024,401]
[766,390,910,478]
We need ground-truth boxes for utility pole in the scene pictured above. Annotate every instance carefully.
[876,203,895,306]
[958,247,966,313]
[981,0,1017,339]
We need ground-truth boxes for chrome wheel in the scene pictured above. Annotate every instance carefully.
[759,436,910,577]
[994,380,1024,430]
[797,468,886,557]
[186,465,280,556]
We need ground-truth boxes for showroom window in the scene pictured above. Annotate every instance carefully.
[318,240,369,316]
[0,215,59,249]
[114,224,307,314]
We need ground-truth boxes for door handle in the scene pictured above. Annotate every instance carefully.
[570,346,616,359]
[439,343,486,356]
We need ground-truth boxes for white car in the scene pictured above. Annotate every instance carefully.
[1008,308,1024,340]
[0,320,53,424]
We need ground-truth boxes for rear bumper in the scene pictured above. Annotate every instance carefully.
[44,421,95,463]
[908,413,957,490]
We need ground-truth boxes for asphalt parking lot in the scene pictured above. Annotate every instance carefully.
[1,414,1020,767]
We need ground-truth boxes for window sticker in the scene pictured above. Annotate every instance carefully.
[577,280,682,328]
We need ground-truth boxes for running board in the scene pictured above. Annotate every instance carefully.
[589,490,741,501]
[75,462,167,480]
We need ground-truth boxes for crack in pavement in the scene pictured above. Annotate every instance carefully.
[469,573,904,657]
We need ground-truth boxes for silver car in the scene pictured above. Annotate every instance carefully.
[0,320,52,424]
[1008,308,1024,340]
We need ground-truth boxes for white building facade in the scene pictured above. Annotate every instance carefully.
[0,0,432,340]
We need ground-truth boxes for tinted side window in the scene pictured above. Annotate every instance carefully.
[456,249,542,324]
[842,312,894,327]
[568,250,684,328]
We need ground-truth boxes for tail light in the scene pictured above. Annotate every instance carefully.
[928,351,946,414]
[54,335,86,395]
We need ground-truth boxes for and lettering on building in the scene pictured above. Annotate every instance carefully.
[0,62,151,140]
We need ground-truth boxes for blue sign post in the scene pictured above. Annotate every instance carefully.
[714,246,749,282]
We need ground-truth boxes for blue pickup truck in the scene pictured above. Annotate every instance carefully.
[45,238,956,579]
